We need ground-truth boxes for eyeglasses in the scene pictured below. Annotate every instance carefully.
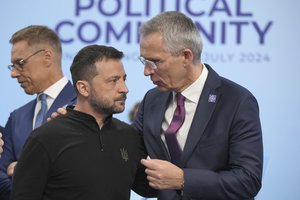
[138,56,162,70]
[8,49,45,71]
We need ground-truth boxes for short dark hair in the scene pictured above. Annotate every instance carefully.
[70,45,123,93]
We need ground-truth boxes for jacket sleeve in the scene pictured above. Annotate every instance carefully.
[131,132,157,198]
[10,136,50,200]
[0,115,15,200]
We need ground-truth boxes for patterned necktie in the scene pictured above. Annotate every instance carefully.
[34,93,48,128]
[165,93,185,166]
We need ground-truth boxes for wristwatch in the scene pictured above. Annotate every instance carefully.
[180,180,185,190]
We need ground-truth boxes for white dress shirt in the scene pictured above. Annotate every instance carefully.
[161,64,208,152]
[33,77,68,129]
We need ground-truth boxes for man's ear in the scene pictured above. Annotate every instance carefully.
[181,48,194,66]
[43,49,53,67]
[76,80,90,97]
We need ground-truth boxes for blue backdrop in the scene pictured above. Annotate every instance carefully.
[1,0,299,199]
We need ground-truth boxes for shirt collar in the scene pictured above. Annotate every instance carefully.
[38,76,68,99]
[179,64,208,104]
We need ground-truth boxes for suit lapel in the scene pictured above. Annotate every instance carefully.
[149,91,172,160]
[182,65,222,165]
[45,81,76,120]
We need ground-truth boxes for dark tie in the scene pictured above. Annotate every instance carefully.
[34,93,48,128]
[165,93,185,166]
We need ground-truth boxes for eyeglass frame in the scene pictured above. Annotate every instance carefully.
[8,49,46,71]
[138,56,163,70]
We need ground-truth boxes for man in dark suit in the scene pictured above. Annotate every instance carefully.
[134,11,263,200]
[0,25,76,200]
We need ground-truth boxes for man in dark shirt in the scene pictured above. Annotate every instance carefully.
[10,45,156,200]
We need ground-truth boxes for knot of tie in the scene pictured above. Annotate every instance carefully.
[39,93,47,102]
[176,92,185,107]
[174,93,185,122]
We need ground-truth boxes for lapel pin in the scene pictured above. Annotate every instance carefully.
[208,94,217,103]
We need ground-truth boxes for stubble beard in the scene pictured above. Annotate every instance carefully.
[89,89,125,116]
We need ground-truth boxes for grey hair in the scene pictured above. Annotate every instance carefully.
[140,11,202,63]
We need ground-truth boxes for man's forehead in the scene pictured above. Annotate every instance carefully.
[95,60,125,74]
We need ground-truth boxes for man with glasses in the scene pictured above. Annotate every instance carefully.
[0,25,76,200]
[135,11,263,200]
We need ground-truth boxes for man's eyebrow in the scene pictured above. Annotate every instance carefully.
[142,56,160,61]
[108,75,121,79]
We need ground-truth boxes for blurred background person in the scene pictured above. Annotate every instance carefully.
[128,101,141,123]
[0,25,76,200]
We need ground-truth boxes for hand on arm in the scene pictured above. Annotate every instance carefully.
[47,107,67,122]
[7,161,17,176]
[0,132,3,155]
[140,159,184,190]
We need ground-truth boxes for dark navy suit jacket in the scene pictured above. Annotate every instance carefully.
[132,65,263,200]
[0,81,76,200]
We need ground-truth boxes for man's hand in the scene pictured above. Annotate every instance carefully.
[47,107,67,121]
[7,161,18,176]
[141,159,184,190]
[0,132,3,155]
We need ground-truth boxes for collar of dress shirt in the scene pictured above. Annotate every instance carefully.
[174,64,208,104]
[41,76,68,100]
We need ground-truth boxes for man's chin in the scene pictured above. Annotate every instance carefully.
[113,105,125,114]
[23,89,35,95]
[156,85,169,92]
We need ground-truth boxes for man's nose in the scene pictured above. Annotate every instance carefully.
[10,68,20,78]
[120,82,129,94]
[144,65,155,76]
